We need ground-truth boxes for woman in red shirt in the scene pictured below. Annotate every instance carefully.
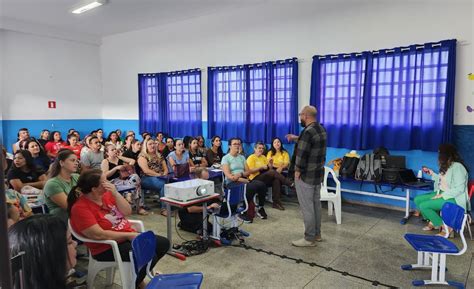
[68,169,169,288]
[64,133,83,159]
[45,131,67,159]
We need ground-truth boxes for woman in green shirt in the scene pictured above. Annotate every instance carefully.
[44,149,79,222]
[414,144,470,235]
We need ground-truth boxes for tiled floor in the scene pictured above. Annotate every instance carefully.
[77,197,474,289]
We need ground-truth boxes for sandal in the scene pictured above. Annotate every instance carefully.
[138,208,149,215]
[160,209,174,217]
[422,222,439,231]
[436,228,454,238]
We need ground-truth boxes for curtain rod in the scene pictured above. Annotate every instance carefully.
[209,57,297,70]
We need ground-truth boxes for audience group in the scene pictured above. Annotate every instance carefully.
[4,124,470,288]
[3,126,294,288]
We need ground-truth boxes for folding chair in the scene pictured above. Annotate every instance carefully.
[130,231,203,288]
[401,202,468,288]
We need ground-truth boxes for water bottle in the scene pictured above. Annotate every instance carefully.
[417,170,423,179]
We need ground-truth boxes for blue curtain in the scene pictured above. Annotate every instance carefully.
[166,70,202,137]
[139,69,202,138]
[310,53,368,149]
[208,58,298,143]
[138,73,168,134]
[311,39,456,151]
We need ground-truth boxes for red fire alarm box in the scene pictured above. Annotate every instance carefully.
[48,101,56,109]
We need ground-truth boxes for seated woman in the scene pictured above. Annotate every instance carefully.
[9,214,78,289]
[167,139,192,174]
[196,135,207,155]
[267,137,290,174]
[101,144,147,215]
[138,139,169,216]
[68,169,170,288]
[44,131,67,159]
[105,131,123,152]
[161,137,175,159]
[43,149,79,223]
[123,139,142,175]
[123,134,135,152]
[26,138,51,173]
[64,133,83,160]
[188,138,208,170]
[414,144,470,236]
[247,141,293,211]
[178,168,219,234]
[156,132,167,154]
[37,129,50,147]
[7,150,47,192]
[80,135,93,160]
[96,128,106,145]
[206,135,224,168]
[222,138,268,223]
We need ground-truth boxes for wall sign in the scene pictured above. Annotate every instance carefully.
[48,101,56,109]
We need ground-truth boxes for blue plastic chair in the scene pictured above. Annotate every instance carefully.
[401,202,468,288]
[211,182,250,245]
[130,231,203,288]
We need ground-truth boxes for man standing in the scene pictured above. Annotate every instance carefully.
[286,105,327,247]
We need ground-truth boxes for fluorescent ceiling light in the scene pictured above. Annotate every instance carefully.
[71,0,107,14]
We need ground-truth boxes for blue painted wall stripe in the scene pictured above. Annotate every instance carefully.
[1,119,472,210]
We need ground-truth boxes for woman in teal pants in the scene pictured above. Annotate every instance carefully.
[414,144,470,234]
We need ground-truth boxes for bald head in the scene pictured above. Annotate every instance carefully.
[301,105,317,118]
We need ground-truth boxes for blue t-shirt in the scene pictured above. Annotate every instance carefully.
[221,153,246,184]
[167,151,190,172]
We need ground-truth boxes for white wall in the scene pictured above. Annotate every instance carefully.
[101,0,474,125]
[1,30,102,120]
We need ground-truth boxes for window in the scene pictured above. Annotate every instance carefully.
[208,59,298,143]
[311,40,456,151]
[139,69,202,137]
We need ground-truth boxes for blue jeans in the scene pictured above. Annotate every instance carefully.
[141,176,166,208]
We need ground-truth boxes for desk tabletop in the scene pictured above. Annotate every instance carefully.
[160,193,221,207]
[329,175,434,191]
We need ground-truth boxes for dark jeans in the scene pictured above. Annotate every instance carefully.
[253,170,292,204]
[226,180,266,219]
[93,235,170,288]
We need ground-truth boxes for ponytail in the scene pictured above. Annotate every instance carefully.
[67,185,81,216]
[67,169,103,216]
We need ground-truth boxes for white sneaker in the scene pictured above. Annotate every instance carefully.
[292,238,317,247]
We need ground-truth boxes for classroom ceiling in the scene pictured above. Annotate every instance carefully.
[0,0,265,38]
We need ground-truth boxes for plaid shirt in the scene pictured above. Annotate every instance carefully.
[294,122,327,186]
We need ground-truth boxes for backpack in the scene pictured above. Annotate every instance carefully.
[373,147,390,167]
[340,156,360,178]
[355,154,382,182]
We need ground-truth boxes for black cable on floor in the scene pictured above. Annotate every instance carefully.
[230,244,399,288]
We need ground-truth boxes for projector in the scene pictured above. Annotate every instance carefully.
[164,179,215,202]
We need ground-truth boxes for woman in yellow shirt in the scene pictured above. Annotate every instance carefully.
[267,137,290,173]
[247,141,293,210]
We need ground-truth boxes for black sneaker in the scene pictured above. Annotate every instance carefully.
[257,207,268,219]
[238,213,253,223]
